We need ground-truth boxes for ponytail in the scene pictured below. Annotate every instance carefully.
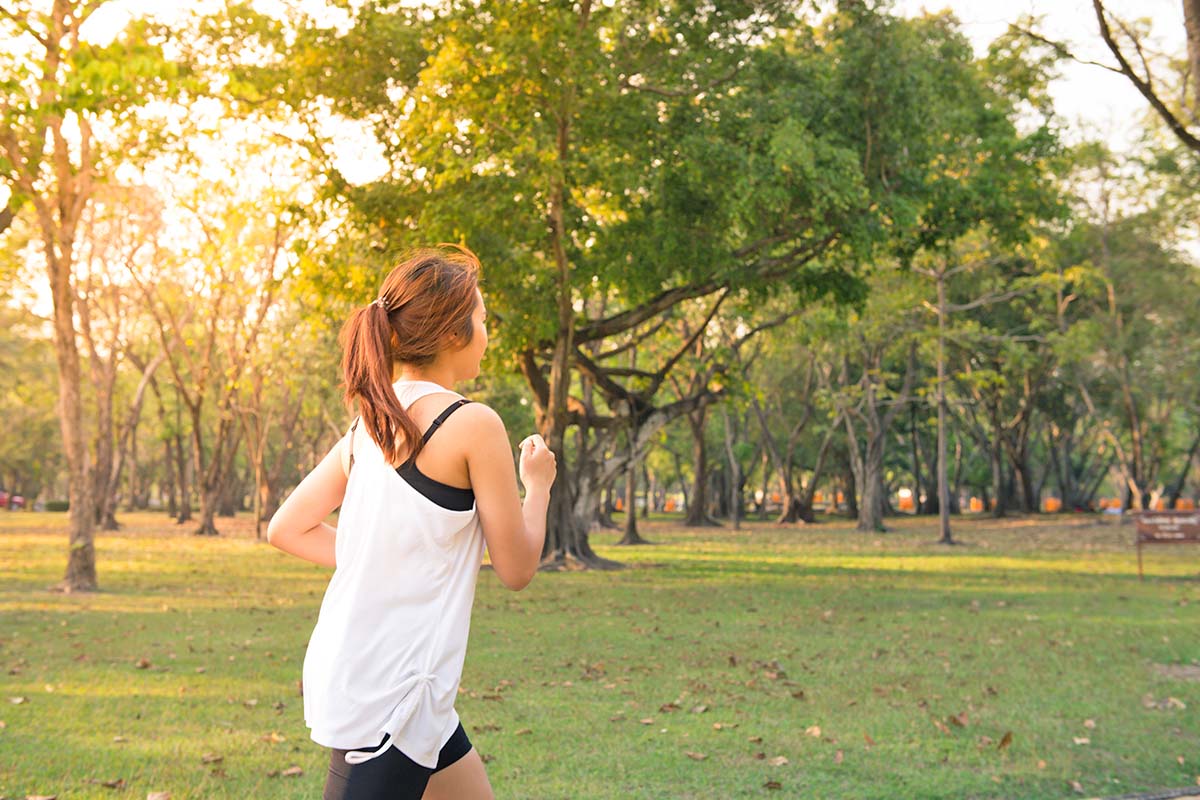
[339,302,422,465]
[339,245,482,466]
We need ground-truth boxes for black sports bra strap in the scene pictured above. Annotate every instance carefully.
[421,398,472,444]
[347,416,361,474]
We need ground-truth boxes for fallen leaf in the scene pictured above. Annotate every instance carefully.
[805,725,821,738]
[1068,779,1084,793]
[1037,759,1046,769]
[135,658,151,670]
[260,731,286,743]
[998,731,1013,750]
[863,733,876,747]
[1073,737,1090,746]
[515,728,531,736]
[932,719,951,735]
[480,753,494,763]
[754,752,766,760]
[685,751,707,761]
[949,711,968,727]
[113,735,128,743]
[768,756,789,766]
[100,778,126,789]
[689,704,707,714]
[281,766,303,777]
[26,795,58,800]
[609,714,625,722]
[712,722,737,731]
[747,735,763,743]
[9,697,27,704]
[200,754,223,764]
[1083,719,1096,729]
[791,690,806,700]
[148,793,172,800]
[639,718,654,725]
[834,750,844,764]
[763,780,782,790]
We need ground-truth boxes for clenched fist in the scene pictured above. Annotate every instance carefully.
[518,434,556,492]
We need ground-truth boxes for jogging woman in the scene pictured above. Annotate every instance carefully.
[267,246,556,799]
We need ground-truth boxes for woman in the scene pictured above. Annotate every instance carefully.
[267,245,556,800]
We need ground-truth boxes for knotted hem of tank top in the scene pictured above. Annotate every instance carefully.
[342,671,438,767]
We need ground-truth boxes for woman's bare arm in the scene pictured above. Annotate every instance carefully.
[266,435,348,568]
[463,405,554,590]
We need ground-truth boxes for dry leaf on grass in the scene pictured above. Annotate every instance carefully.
[768,756,788,766]
[685,751,707,761]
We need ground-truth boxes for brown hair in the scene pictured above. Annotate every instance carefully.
[340,245,482,465]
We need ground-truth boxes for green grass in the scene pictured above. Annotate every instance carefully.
[1,511,1198,799]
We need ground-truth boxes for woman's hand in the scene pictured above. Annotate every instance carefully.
[518,434,556,493]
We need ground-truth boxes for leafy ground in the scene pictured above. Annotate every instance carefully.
[1,511,1198,799]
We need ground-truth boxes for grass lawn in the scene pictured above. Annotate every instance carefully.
[1,510,1198,799]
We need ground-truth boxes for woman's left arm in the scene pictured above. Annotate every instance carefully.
[266,435,349,568]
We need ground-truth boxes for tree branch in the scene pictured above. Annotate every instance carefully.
[1092,0,1200,153]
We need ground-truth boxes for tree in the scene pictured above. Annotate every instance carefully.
[0,0,184,589]
[130,184,295,535]
[251,1,874,567]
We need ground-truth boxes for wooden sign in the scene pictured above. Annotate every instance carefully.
[1134,510,1200,580]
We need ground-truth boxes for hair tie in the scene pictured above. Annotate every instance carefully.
[372,297,388,311]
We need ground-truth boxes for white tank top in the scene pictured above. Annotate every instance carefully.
[302,379,485,768]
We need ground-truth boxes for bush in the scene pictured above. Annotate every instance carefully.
[44,500,69,512]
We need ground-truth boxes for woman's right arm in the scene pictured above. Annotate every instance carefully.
[464,405,556,591]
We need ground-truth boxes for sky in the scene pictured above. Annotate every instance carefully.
[893,0,1187,153]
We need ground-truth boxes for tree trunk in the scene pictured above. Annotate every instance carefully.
[859,446,886,533]
[757,449,770,519]
[616,436,649,545]
[844,466,859,519]
[51,249,97,590]
[1185,0,1200,117]
[989,438,1006,518]
[910,403,925,513]
[722,409,741,531]
[684,406,719,527]
[641,462,652,518]
[935,270,954,544]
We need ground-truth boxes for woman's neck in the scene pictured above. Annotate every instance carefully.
[394,363,458,389]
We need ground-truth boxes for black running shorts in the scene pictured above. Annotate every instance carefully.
[323,722,474,800]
